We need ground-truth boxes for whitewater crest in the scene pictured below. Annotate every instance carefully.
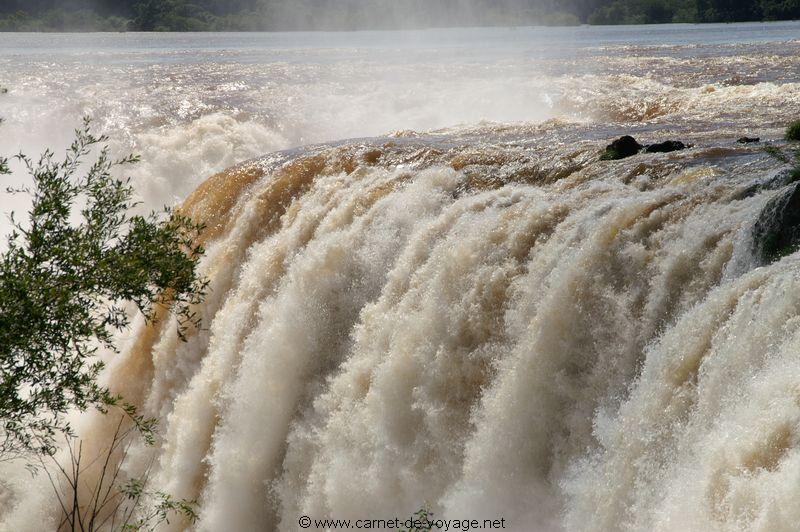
[5,123,800,532]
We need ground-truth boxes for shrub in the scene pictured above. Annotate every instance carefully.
[786,121,800,141]
[35,412,197,531]
[0,119,208,458]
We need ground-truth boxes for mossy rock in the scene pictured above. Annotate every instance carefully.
[752,182,800,263]
[601,136,642,160]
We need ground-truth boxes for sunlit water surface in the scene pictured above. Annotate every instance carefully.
[1,23,799,209]
[3,22,800,532]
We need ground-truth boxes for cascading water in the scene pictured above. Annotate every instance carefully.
[9,123,800,530]
[3,25,800,532]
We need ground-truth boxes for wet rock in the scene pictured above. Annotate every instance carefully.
[737,169,800,200]
[644,140,687,153]
[722,74,758,86]
[752,182,800,263]
[601,136,643,160]
[738,136,760,144]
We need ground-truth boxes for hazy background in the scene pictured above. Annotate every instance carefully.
[1,0,799,31]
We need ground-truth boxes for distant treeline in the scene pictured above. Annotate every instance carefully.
[0,0,798,31]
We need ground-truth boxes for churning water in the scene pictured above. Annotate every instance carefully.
[3,22,800,531]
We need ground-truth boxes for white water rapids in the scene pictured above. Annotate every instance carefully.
[3,24,800,532]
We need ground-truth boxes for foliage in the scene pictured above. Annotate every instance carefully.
[40,414,198,531]
[401,506,434,532]
[786,120,800,141]
[119,482,198,532]
[0,9,129,31]
[764,144,791,163]
[2,0,800,31]
[0,118,208,459]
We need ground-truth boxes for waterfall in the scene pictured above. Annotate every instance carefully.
[2,126,792,531]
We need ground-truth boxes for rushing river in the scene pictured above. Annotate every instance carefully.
[2,22,800,531]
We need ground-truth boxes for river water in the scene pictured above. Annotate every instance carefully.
[2,22,800,532]
[1,23,799,209]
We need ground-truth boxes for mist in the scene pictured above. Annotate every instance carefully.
[2,0,793,32]
[4,7,800,531]
[251,0,582,31]
[0,0,583,31]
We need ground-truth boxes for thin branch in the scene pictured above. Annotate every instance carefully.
[87,415,125,530]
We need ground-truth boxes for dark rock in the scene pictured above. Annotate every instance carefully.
[752,182,800,263]
[601,136,643,160]
[737,136,760,144]
[737,169,800,200]
[644,140,687,153]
